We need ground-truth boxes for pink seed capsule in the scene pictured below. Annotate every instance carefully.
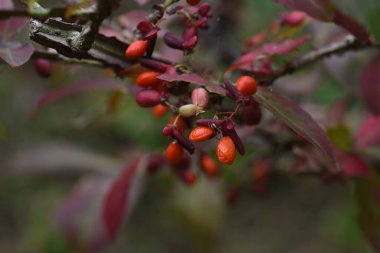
[182,26,198,40]
[191,88,209,109]
[182,35,198,50]
[198,3,211,17]
[280,11,307,27]
[135,89,161,107]
[34,59,52,78]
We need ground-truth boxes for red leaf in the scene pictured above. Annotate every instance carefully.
[157,72,210,86]
[360,55,380,115]
[261,35,310,55]
[34,78,127,113]
[226,36,309,74]
[254,87,340,173]
[274,0,370,42]
[0,42,33,67]
[333,10,371,42]
[355,115,380,149]
[102,158,141,240]
[339,153,370,177]
[274,0,335,21]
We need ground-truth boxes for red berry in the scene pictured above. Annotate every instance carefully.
[186,0,201,6]
[34,59,52,78]
[125,40,148,59]
[152,104,168,118]
[136,71,161,87]
[135,89,161,107]
[217,136,236,165]
[182,170,197,186]
[165,142,184,165]
[189,126,214,142]
[200,154,219,176]
[236,76,257,96]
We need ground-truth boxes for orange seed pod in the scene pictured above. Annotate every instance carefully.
[236,76,257,96]
[189,126,214,142]
[125,40,148,59]
[168,115,186,134]
[152,104,168,118]
[200,154,219,176]
[165,142,184,165]
[136,71,161,87]
[217,136,236,165]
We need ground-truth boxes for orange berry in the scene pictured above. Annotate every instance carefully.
[186,0,201,6]
[136,71,161,87]
[152,104,168,118]
[217,136,236,165]
[189,126,214,142]
[165,142,184,165]
[182,170,197,186]
[168,115,186,134]
[236,76,257,96]
[200,154,219,176]
[125,40,148,59]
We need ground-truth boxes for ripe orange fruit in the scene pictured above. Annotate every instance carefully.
[236,76,257,96]
[189,126,214,142]
[165,142,184,165]
[200,154,219,176]
[182,170,197,186]
[186,0,201,6]
[125,40,148,59]
[152,104,168,118]
[136,71,161,87]
[217,136,236,165]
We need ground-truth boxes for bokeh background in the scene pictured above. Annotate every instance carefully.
[0,0,377,252]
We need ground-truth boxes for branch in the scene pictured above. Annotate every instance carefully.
[270,35,377,82]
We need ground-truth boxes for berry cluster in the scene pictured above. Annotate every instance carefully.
[119,0,264,185]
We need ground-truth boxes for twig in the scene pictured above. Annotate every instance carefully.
[270,35,377,83]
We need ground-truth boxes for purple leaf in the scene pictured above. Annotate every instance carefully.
[0,17,29,40]
[102,158,145,240]
[360,55,380,115]
[355,115,380,149]
[57,176,114,253]
[0,42,33,67]
[261,35,310,55]
[34,78,127,113]
[254,87,340,173]
[0,0,14,10]
[274,0,370,42]
[157,72,210,86]
[118,10,149,30]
